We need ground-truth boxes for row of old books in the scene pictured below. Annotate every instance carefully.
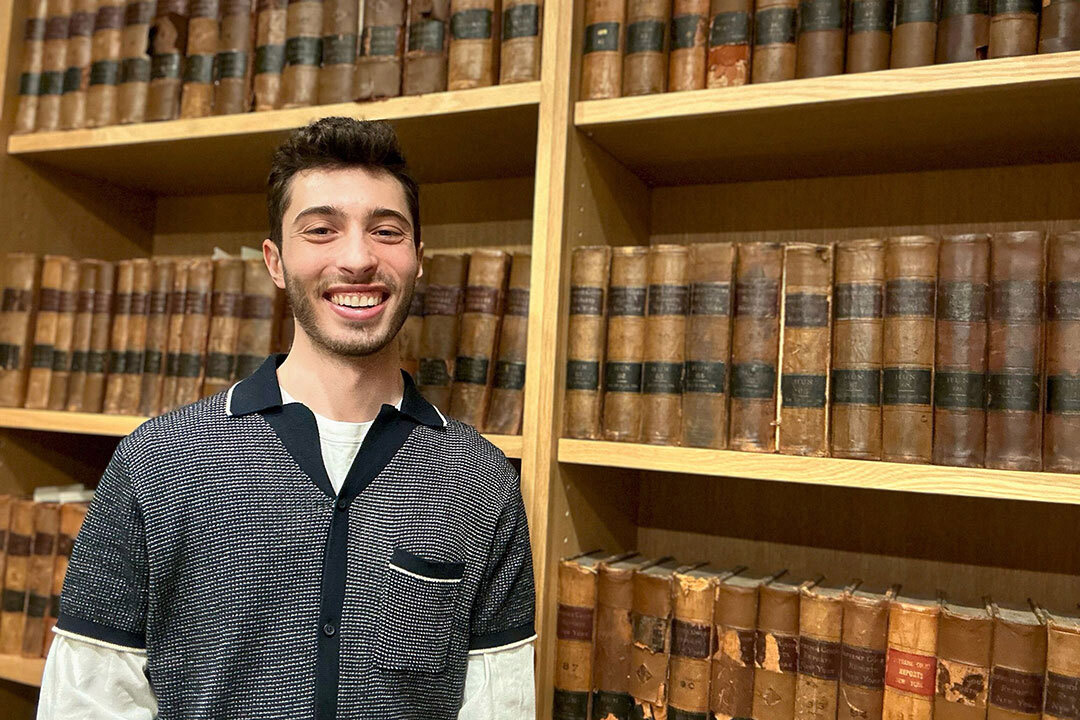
[0,488,93,660]
[563,231,1080,473]
[13,0,543,135]
[580,0,1080,99]
[554,550,1080,720]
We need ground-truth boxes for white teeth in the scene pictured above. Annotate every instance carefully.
[330,292,382,308]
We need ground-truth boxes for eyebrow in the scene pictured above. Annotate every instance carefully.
[370,207,412,229]
[292,205,347,225]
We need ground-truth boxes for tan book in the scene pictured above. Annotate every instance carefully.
[564,246,611,440]
[317,0,359,104]
[214,0,256,114]
[36,0,73,132]
[203,257,245,397]
[623,0,670,96]
[448,0,501,89]
[580,0,626,100]
[0,496,15,640]
[846,0,892,72]
[418,253,469,412]
[840,585,901,720]
[403,0,451,95]
[45,258,81,410]
[179,0,221,117]
[64,259,101,412]
[669,0,709,91]
[21,502,59,658]
[13,0,50,134]
[752,0,798,82]
[102,259,135,414]
[883,594,941,720]
[174,258,215,407]
[891,0,938,67]
[158,260,190,415]
[116,0,156,124]
[85,0,124,128]
[705,0,753,88]
[146,0,189,122]
[0,500,36,656]
[0,254,43,408]
[25,256,70,409]
[253,0,287,110]
[499,0,542,84]
[641,244,690,446]
[795,0,846,77]
[233,257,282,382]
[755,576,820,720]
[81,260,116,413]
[484,253,531,435]
[1041,608,1080,720]
[118,258,152,415]
[1044,231,1080,472]
[935,599,993,720]
[400,254,430,380]
[796,582,860,720]
[354,0,407,100]
[988,603,1046,720]
[59,0,98,129]
[602,246,648,444]
[43,502,88,657]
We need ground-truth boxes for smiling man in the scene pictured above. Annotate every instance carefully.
[37,118,536,719]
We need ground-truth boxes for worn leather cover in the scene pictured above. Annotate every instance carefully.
[669,0,709,90]
[883,596,941,720]
[279,0,321,107]
[136,259,177,417]
[213,0,255,114]
[400,256,429,380]
[840,586,899,720]
[44,258,80,410]
[936,0,989,61]
[43,502,87,657]
[642,244,690,446]
[890,0,938,66]
[35,0,71,132]
[485,252,530,435]
[59,0,98,129]
[1039,0,1080,51]
[933,234,989,468]
[603,246,648,443]
[501,0,542,83]
[450,249,510,428]
[935,601,993,720]
[179,0,221,117]
[80,259,115,413]
[201,257,244,397]
[21,502,59,659]
[145,0,189,121]
[354,0,406,99]
[117,258,152,414]
[555,551,613,720]
[14,0,49,134]
[0,500,36,656]
[670,567,738,719]
[754,579,807,720]
[845,0,892,71]
[623,0,670,95]
[1044,232,1080,472]
[317,0,358,104]
[64,259,100,412]
[706,0,753,86]
[85,0,123,127]
[630,559,687,716]
[417,254,469,411]
[172,258,214,408]
[0,499,11,649]
[403,0,451,95]
[102,259,134,414]
[795,0,846,77]
[254,0,287,109]
[565,246,611,440]
[116,0,155,124]
[581,0,626,99]
[752,0,798,81]
[158,260,190,415]
[448,0,501,89]
[1044,611,1080,720]
[233,257,282,382]
[24,256,68,410]
[712,572,773,720]
[796,584,850,720]
[988,605,1046,720]
[988,0,1039,56]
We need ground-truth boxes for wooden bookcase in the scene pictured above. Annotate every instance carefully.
[2,0,1080,715]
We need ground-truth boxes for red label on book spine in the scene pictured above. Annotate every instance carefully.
[886,648,937,696]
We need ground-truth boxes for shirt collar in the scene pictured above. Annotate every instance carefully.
[226,354,446,429]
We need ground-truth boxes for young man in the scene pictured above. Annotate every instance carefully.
[37,118,536,719]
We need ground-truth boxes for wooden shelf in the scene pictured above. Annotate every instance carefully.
[574,52,1080,185]
[558,438,1080,505]
[0,655,43,687]
[7,82,541,193]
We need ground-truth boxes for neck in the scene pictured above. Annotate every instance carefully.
[276,327,403,422]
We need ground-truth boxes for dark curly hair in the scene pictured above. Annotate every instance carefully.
[267,117,420,249]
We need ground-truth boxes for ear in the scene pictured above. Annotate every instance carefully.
[415,240,424,281]
[263,238,286,290]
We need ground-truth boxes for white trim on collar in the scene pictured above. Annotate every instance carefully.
[224,382,240,417]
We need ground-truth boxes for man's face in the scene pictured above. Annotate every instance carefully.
[264,166,422,358]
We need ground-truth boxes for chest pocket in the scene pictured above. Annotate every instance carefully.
[374,547,465,674]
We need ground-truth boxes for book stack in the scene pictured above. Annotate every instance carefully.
[563,232,1080,472]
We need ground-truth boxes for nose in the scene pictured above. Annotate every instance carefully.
[335,224,378,278]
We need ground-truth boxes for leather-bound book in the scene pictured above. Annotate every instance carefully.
[1043,609,1080,720]
[254,0,287,109]
[1038,0,1080,50]
[988,604,1045,720]
[882,236,937,464]
[682,242,735,449]
[116,0,155,124]
[402,0,451,96]
[593,555,661,720]
[13,0,49,134]
[59,0,97,129]
[755,576,818,720]
[706,0,753,87]
[669,0,709,91]
[202,257,244,397]
[622,0,670,96]
[158,260,190,415]
[233,258,280,381]
[281,0,322,107]
[102,259,134,415]
[831,239,885,461]
[179,0,220,117]
[0,498,13,633]
[779,243,833,457]
[752,0,798,82]
[988,0,1039,55]
[935,600,993,720]
[43,502,87,657]
[354,0,406,99]
[418,253,469,411]
[0,254,42,409]
[713,571,784,720]
[21,502,59,658]
[450,249,511,428]
[840,585,900,720]
[45,258,80,410]
[448,0,501,90]
[796,0,847,77]
[554,550,617,720]
[564,246,611,440]
[890,0,938,66]
[0,500,35,656]
[602,246,648,443]
[25,256,69,410]
[214,0,255,114]
[846,0,893,70]
[64,259,101,412]
[986,231,1045,471]
[1044,231,1080,472]
[146,0,189,121]
[642,244,689,446]
[933,235,989,468]
[81,259,116,412]
[797,582,859,720]
[137,259,175,417]
[883,595,941,720]
[581,0,626,99]
[729,242,783,453]
[117,258,151,415]
[936,0,989,60]
[85,0,125,127]
[316,0,357,104]
[174,258,214,407]
[400,257,429,379]
[36,0,72,132]
[500,0,542,83]
[485,252,531,435]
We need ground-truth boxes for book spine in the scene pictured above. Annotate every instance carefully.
[403,0,451,95]
[712,584,760,720]
[1044,619,1080,720]
[116,0,154,124]
[989,616,1046,720]
[883,602,940,720]
[623,0,670,95]
[890,0,938,67]
[355,0,407,100]
[174,259,215,408]
[642,244,690,446]
[278,297,294,352]
[935,607,993,720]
[795,0,847,77]
[754,585,802,720]
[1044,232,1080,471]
[602,247,648,443]
[64,259,100,412]
[59,0,97,129]
[44,503,87,657]
[631,572,677,717]
[86,0,124,128]
[233,258,281,381]
[564,246,611,440]
[102,259,134,414]
[882,236,937,464]
[180,0,221,117]
[0,254,43,409]
[317,0,358,104]
[796,590,845,720]
[581,0,626,100]
[137,260,175,416]
[485,252,531,435]
[25,256,69,409]
[752,0,798,82]
[21,502,59,658]
[554,557,601,720]
[0,497,13,649]
[158,261,190,415]
[669,0,709,91]
[14,0,49,134]
[779,244,833,457]
[729,242,783,453]
[706,0,753,87]
[46,258,80,410]
[1038,0,1080,51]
[594,565,639,720]
[146,0,189,121]
[202,258,244,397]
[933,234,990,468]
[82,259,116,413]
[36,0,72,132]
[499,0,541,83]
[846,0,893,71]
[400,257,429,379]
[841,595,891,720]
[214,0,255,114]
[418,253,470,411]
[988,0,1039,55]
[0,500,35,656]
[118,258,152,415]
[986,231,1045,471]
[450,250,511,428]
[670,572,717,719]
[448,0,501,90]
[254,0,288,109]
[936,0,990,61]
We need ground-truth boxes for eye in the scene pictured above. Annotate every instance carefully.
[373,227,406,242]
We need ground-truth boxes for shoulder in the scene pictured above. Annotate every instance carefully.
[407,417,521,500]
[117,391,235,463]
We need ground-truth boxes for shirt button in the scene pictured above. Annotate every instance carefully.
[323,623,336,637]
[336,498,349,511]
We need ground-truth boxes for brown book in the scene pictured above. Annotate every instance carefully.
[317,0,358,104]
[564,246,611,440]
[102,259,135,414]
[59,0,98,129]
[883,595,941,720]
[554,550,617,720]
[1044,231,1080,472]
[214,0,255,114]
[203,257,244,397]
[418,253,469,411]
[354,0,407,99]
[402,0,451,95]
[642,244,690,446]
[988,604,1046,720]
[81,257,117,413]
[0,500,36,656]
[581,0,626,100]
[233,258,281,382]
[36,0,72,133]
[43,502,87,657]
[401,257,429,379]
[21,502,59,658]
[882,236,937,464]
[450,250,511,427]
[118,258,152,415]
[45,258,80,410]
[840,585,901,720]
[86,0,124,128]
[669,0,709,91]
[1038,0,1080,51]
[13,0,49,135]
[755,576,818,720]
[146,0,190,122]
[779,244,833,457]
[174,258,215,408]
[797,582,859,720]
[752,0,798,82]
[485,252,531,435]
[681,242,735,449]
[846,0,893,71]
[0,497,14,630]
[1042,609,1080,720]
[706,0,753,86]
[623,0,670,95]
[25,255,70,410]
[988,0,1039,56]
[157,260,190,416]
[986,231,1045,471]
[890,0,938,67]
[64,259,101,412]
[935,599,993,720]
[253,0,287,109]
[602,246,648,444]
[180,0,220,117]
[795,0,846,77]
[933,234,990,468]
[712,571,784,720]
[936,0,990,61]
[500,0,542,83]
[0,254,42,409]
[116,0,155,124]
[729,242,783,453]
[448,0,501,89]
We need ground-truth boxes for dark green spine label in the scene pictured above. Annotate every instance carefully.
[40,70,64,95]
[731,362,777,399]
[755,6,798,45]
[255,44,286,73]
[89,60,119,86]
[566,360,600,391]
[19,72,41,96]
[710,11,751,45]
[643,362,684,395]
[835,283,884,318]
[1048,375,1080,413]
[782,374,828,408]
[503,4,540,39]
[364,25,402,56]
[608,286,647,316]
[453,356,489,385]
[690,282,731,315]
[987,373,1040,412]
[409,19,446,52]
[451,9,493,39]
[684,361,726,394]
[799,0,847,32]
[991,0,1040,13]
[183,54,215,83]
[671,14,705,50]
[940,0,988,18]
[62,66,83,92]
[285,36,322,66]
[121,57,151,84]
[784,293,830,327]
[215,50,248,79]
[493,361,526,390]
[882,367,933,405]
[151,53,182,80]
[553,689,589,720]
[850,0,895,32]
[591,690,634,720]
[322,35,357,65]
[934,371,986,409]
[418,358,450,387]
[626,19,666,54]
[605,361,643,393]
[937,281,987,322]
[896,0,938,24]
[584,21,620,53]
[648,285,690,316]
[831,368,881,405]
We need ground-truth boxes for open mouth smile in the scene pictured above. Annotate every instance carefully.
[324,288,390,320]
